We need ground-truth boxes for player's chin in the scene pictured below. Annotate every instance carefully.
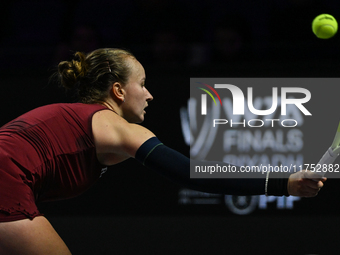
[125,114,144,124]
[140,110,147,121]
[139,113,145,123]
[132,113,145,124]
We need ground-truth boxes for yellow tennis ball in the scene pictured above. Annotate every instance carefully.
[312,14,338,39]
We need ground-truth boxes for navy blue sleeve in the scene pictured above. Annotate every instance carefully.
[135,137,289,196]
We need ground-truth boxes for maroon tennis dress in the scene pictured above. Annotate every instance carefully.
[0,103,108,221]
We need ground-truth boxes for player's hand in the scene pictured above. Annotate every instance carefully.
[287,170,327,197]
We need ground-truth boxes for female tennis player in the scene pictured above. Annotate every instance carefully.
[0,48,326,254]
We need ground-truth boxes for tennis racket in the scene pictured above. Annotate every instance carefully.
[316,121,340,177]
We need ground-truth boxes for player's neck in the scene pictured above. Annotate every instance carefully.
[98,100,121,116]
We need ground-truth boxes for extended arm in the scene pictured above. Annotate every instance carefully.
[93,110,325,197]
[135,137,290,196]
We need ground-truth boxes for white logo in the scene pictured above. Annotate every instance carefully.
[201,85,311,116]
[100,167,108,178]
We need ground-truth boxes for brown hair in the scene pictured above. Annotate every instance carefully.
[57,48,135,104]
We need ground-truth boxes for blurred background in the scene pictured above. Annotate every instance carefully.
[1,0,340,254]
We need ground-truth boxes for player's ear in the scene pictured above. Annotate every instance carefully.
[111,82,125,103]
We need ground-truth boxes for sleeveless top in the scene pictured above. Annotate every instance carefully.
[0,103,108,202]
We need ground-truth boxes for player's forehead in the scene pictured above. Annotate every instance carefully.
[126,57,145,82]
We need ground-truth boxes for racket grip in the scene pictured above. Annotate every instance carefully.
[316,147,339,177]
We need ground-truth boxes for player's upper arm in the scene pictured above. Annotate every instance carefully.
[92,109,155,162]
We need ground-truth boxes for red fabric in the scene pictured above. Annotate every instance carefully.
[0,103,108,221]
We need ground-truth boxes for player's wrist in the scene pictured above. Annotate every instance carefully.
[266,172,290,196]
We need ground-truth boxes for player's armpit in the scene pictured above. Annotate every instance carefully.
[92,109,155,164]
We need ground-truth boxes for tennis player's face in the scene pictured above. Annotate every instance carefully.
[122,58,153,123]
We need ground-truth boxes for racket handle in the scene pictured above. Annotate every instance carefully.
[316,147,339,177]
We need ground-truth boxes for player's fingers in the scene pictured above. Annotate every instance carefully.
[304,190,320,197]
[317,180,325,188]
[303,179,324,190]
[298,189,318,197]
[288,171,325,197]
[303,170,324,181]
[301,185,321,197]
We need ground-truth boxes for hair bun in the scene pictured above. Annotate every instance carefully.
[58,52,87,89]
[53,48,135,104]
